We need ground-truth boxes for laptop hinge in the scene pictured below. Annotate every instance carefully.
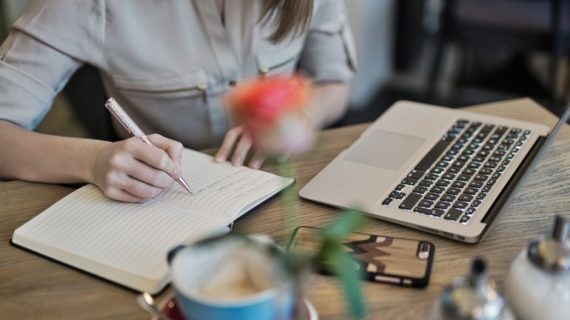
[481,136,547,229]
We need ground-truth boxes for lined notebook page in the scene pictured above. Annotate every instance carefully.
[158,149,294,221]
[12,149,293,292]
[14,185,228,282]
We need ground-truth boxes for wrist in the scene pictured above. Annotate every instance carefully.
[83,140,109,184]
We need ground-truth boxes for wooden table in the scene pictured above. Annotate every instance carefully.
[1,98,569,319]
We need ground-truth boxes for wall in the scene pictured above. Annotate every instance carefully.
[345,0,395,108]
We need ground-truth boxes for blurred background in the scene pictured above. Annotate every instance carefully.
[1,0,568,139]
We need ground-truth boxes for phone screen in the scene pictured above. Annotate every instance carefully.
[288,227,435,288]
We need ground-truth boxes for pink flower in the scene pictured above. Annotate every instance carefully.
[226,75,313,156]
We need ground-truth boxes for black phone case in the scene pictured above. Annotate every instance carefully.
[287,226,435,288]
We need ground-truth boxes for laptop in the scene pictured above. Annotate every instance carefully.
[299,100,570,243]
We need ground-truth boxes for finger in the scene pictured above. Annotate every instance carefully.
[117,173,163,200]
[231,133,253,166]
[248,149,267,169]
[126,139,180,179]
[105,187,147,203]
[215,126,244,163]
[122,156,174,189]
[148,134,184,165]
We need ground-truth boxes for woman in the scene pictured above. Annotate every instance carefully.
[0,0,356,202]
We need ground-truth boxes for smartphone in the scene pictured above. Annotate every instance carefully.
[287,226,435,288]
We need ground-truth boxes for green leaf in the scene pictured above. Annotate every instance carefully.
[319,209,368,240]
[330,252,367,319]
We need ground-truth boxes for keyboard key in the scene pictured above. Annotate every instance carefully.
[447,187,462,195]
[444,208,463,221]
[459,194,473,202]
[441,194,456,202]
[430,186,445,194]
[414,207,433,215]
[432,209,445,217]
[436,180,450,187]
[465,207,477,216]
[458,155,470,162]
[443,173,456,180]
[426,173,439,180]
[389,191,399,198]
[419,180,434,187]
[413,186,428,194]
[492,173,501,179]
[472,200,482,207]
[460,215,471,223]
[436,161,449,168]
[487,179,497,186]
[402,178,418,186]
[469,181,483,188]
[395,184,405,191]
[451,181,466,188]
[446,167,461,174]
[473,174,488,182]
[457,174,471,181]
[462,168,477,176]
[407,170,425,180]
[399,193,423,210]
[476,192,487,200]
[430,167,444,174]
[435,201,450,210]
[382,198,393,205]
[497,165,506,172]
[482,185,492,193]
[454,201,469,209]
[468,162,481,169]
[418,200,434,208]
[415,140,454,171]
[479,168,493,175]
[484,161,498,168]
[464,187,478,195]
[424,193,439,201]
[395,192,406,199]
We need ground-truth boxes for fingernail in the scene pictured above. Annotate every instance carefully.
[172,168,181,178]
[250,160,261,169]
[215,156,224,163]
[232,157,242,166]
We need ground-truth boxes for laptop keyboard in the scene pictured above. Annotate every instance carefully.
[381,119,531,224]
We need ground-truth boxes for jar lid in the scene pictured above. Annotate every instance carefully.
[441,258,509,320]
[527,215,570,273]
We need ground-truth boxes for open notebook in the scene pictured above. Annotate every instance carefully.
[11,149,293,294]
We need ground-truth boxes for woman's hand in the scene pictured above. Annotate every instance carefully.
[214,126,267,169]
[90,134,184,203]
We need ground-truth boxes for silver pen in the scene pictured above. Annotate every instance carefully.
[104,97,193,195]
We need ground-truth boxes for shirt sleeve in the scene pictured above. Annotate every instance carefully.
[0,0,105,130]
[297,0,358,83]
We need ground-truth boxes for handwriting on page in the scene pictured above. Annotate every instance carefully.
[157,159,285,221]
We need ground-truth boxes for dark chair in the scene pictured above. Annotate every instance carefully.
[427,0,570,113]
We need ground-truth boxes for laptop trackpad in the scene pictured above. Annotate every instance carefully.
[345,130,426,171]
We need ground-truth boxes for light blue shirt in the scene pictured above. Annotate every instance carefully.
[0,0,357,149]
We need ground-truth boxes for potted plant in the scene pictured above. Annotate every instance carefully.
[166,75,367,320]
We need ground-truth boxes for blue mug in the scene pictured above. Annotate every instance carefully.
[168,235,294,320]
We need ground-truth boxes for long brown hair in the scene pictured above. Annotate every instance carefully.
[262,0,314,43]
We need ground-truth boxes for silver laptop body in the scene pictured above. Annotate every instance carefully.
[300,100,567,243]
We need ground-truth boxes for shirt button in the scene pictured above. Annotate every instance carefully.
[228,80,237,87]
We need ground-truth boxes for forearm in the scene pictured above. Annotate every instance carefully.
[308,82,350,129]
[0,120,107,184]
